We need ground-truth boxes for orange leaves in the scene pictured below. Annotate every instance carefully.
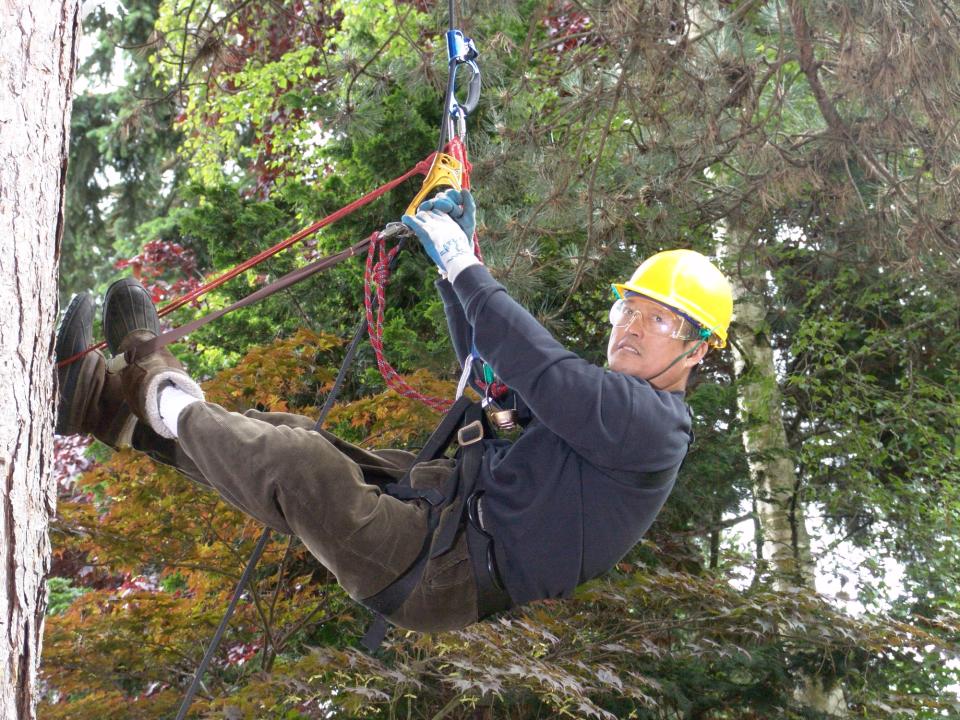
[202,327,339,413]
[44,326,460,719]
[325,370,456,448]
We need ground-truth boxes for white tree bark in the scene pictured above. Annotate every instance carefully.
[0,2,80,718]
[728,251,815,590]
[726,235,846,717]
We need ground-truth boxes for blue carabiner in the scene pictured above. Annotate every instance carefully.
[445,30,481,118]
[437,29,481,148]
[446,30,478,63]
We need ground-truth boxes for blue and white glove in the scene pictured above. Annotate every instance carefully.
[416,188,477,240]
[402,190,481,283]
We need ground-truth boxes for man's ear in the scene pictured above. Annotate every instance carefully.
[686,341,709,367]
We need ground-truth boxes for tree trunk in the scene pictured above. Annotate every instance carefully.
[0,2,80,718]
[728,248,814,590]
[726,233,846,717]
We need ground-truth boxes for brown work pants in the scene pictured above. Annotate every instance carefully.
[132,402,478,632]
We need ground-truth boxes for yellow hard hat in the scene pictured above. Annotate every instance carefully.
[613,249,733,348]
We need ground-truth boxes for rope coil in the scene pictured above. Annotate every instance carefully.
[364,231,453,413]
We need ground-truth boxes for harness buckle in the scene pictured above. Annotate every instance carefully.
[457,419,484,447]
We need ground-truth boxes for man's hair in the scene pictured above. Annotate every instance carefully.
[685,358,702,391]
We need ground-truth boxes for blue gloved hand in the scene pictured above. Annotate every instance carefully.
[416,188,477,241]
[402,210,449,271]
[402,203,481,283]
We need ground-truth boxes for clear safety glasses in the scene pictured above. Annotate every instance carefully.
[609,298,697,341]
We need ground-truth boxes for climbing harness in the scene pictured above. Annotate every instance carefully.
[358,394,511,651]
[349,5,513,651]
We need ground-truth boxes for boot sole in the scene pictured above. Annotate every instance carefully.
[55,294,95,435]
[102,278,160,355]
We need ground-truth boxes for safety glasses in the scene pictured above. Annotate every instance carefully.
[609,298,698,341]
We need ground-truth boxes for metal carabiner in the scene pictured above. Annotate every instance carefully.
[450,59,481,118]
[446,30,476,63]
[481,376,518,431]
[446,30,480,117]
[438,31,481,148]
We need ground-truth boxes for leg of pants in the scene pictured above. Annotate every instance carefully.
[133,407,416,489]
[132,402,478,631]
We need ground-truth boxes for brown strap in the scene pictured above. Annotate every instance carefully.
[127,237,371,361]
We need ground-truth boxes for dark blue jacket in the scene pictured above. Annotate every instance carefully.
[439,265,693,606]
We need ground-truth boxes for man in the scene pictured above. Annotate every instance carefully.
[55,189,733,632]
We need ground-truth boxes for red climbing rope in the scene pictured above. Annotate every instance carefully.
[156,156,438,319]
[444,136,483,261]
[361,137,484,413]
[364,230,453,414]
[59,147,480,416]
[57,154,439,370]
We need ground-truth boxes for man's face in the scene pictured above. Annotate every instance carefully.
[606,295,706,391]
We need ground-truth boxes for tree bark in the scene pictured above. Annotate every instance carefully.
[726,233,846,717]
[0,2,80,718]
[728,247,815,590]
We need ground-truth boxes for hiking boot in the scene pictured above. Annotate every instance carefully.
[102,279,203,438]
[55,293,136,446]
[102,278,161,355]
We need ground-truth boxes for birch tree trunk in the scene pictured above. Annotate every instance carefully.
[0,2,80,718]
[726,231,845,716]
[728,247,815,590]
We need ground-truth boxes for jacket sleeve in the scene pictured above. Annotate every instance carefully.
[437,277,473,367]
[437,276,536,426]
[451,265,692,472]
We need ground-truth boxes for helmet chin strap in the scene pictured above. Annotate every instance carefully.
[645,328,711,388]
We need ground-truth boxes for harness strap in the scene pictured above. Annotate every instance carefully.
[358,489,445,617]
[414,395,476,462]
[359,399,506,649]
[358,478,444,652]
[466,518,511,618]
[429,406,485,559]
[381,484,445,505]
[358,398,477,617]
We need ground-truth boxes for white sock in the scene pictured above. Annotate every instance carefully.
[157,383,202,438]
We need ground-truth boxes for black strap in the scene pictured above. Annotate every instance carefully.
[412,394,476,463]
[381,483,445,505]
[358,398,489,640]
[358,398,478,616]
[465,520,511,619]
[360,615,390,653]
[359,509,440,616]
[429,402,486,558]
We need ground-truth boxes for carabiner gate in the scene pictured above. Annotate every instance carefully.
[438,30,481,149]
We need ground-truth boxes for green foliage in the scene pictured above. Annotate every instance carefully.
[63,0,182,303]
[45,577,90,616]
[49,0,960,717]
[175,45,329,187]
[772,244,960,613]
